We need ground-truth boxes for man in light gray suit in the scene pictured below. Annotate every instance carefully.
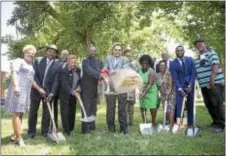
[103,43,130,134]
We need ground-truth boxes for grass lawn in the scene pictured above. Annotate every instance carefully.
[1,101,225,155]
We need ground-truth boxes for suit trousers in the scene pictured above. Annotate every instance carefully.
[127,100,135,125]
[60,95,77,134]
[106,93,128,132]
[81,93,98,133]
[53,95,59,127]
[201,84,225,129]
[28,98,50,135]
[175,88,194,127]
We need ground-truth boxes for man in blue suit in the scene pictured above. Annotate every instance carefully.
[170,45,196,133]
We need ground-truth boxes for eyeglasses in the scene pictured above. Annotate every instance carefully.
[176,50,184,52]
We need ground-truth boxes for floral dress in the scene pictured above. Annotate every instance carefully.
[156,72,176,112]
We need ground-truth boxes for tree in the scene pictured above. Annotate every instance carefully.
[6,1,225,68]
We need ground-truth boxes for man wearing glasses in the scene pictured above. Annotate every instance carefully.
[103,43,130,134]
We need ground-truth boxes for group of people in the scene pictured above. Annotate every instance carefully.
[4,40,225,147]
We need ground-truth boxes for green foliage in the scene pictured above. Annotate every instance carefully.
[5,1,225,68]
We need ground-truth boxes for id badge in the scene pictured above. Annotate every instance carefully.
[200,54,206,67]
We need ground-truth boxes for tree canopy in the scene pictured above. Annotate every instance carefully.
[3,1,225,65]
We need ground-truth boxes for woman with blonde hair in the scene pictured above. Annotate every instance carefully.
[4,45,45,147]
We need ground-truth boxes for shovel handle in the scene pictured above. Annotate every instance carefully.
[103,77,110,93]
[46,101,57,132]
[163,100,167,127]
[180,96,187,126]
[75,93,88,118]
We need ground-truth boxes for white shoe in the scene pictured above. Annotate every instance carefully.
[172,124,179,134]
[15,138,26,147]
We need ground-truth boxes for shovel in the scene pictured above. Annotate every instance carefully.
[172,96,187,134]
[75,93,95,122]
[158,100,170,132]
[139,97,153,135]
[186,83,201,137]
[46,100,66,143]
[102,76,111,94]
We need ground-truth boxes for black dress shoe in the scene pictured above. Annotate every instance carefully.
[28,133,35,139]
[209,122,217,128]
[212,127,224,133]
[120,129,128,134]
[108,128,116,133]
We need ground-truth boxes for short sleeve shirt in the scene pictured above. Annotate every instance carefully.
[195,49,224,88]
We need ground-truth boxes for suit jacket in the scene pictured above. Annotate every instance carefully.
[31,57,60,100]
[170,57,196,90]
[52,64,81,102]
[104,55,130,71]
[54,61,67,97]
[81,56,103,98]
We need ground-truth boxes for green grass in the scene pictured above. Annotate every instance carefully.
[1,102,225,155]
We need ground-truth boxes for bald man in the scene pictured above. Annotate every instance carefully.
[60,50,69,67]
[80,46,104,134]
[52,49,70,128]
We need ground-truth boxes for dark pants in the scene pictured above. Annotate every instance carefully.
[53,96,59,128]
[175,88,194,126]
[201,84,225,129]
[28,98,50,135]
[106,93,128,132]
[81,93,98,134]
[127,100,135,125]
[60,95,77,134]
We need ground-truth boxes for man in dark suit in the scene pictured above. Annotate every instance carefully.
[28,44,60,138]
[170,45,196,133]
[51,49,69,128]
[50,55,81,135]
[81,45,104,134]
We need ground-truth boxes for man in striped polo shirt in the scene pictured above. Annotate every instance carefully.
[194,39,225,133]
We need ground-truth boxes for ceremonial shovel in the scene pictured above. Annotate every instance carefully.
[186,83,201,137]
[46,100,66,143]
[157,100,170,132]
[172,96,187,134]
[75,93,95,122]
[139,97,153,135]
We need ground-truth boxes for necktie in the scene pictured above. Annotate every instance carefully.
[114,58,118,69]
[181,59,185,72]
[42,59,53,88]
[71,69,79,91]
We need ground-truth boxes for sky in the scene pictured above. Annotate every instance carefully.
[0,2,195,72]
[1,2,16,72]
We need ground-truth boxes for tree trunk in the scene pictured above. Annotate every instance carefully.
[85,24,93,47]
